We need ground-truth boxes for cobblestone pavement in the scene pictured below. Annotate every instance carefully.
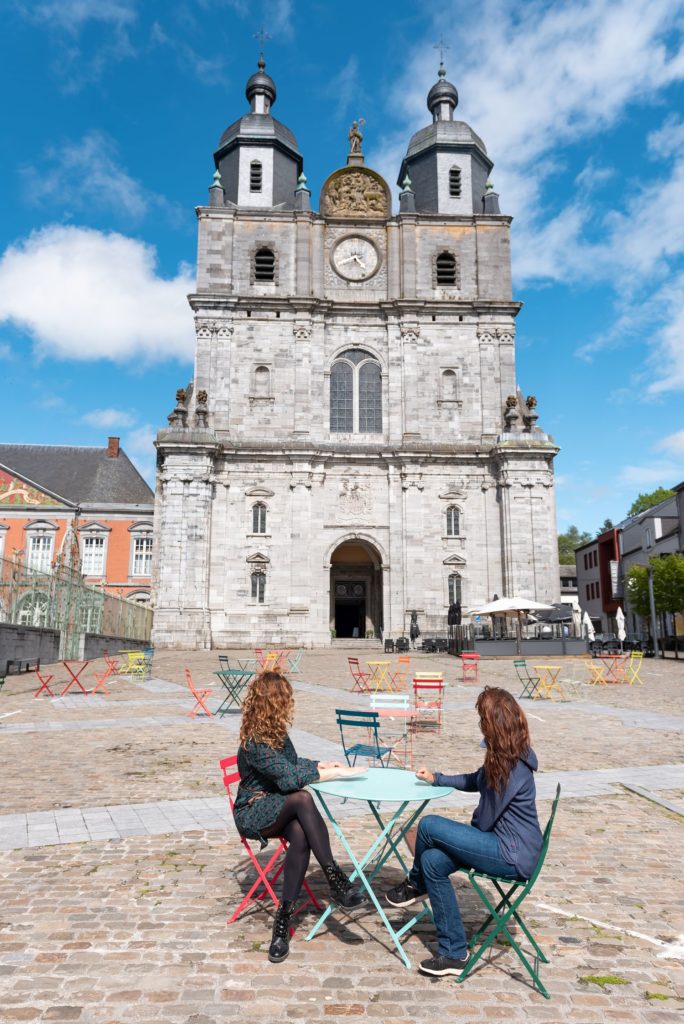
[1,650,683,1022]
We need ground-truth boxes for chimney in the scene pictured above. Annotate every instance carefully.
[106,436,120,458]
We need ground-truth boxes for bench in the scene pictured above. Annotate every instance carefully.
[5,658,41,675]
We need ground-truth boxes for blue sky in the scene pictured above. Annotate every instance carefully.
[0,0,683,535]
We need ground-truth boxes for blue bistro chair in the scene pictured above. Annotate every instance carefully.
[335,709,393,768]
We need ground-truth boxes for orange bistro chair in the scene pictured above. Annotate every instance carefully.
[412,673,445,732]
[184,668,214,717]
[218,756,322,930]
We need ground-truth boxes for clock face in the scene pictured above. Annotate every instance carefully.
[331,235,380,281]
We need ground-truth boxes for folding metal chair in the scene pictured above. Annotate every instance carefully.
[626,651,644,685]
[285,649,304,674]
[218,756,321,930]
[412,674,445,732]
[335,708,393,767]
[91,663,114,695]
[461,652,480,683]
[369,692,415,768]
[33,670,55,698]
[454,784,561,999]
[389,654,411,691]
[347,656,371,693]
[184,668,214,717]
[513,659,540,699]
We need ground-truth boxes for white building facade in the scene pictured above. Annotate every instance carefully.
[152,59,560,649]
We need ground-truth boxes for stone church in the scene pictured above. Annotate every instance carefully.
[151,57,560,649]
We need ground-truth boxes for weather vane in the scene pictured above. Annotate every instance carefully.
[433,36,450,64]
[253,25,272,60]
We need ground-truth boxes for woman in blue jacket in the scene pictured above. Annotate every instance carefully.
[386,686,542,977]
[234,671,366,963]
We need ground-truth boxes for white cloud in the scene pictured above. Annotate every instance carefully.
[21,131,158,222]
[619,461,682,486]
[82,408,136,429]
[0,343,11,360]
[0,225,195,364]
[20,0,138,33]
[150,22,227,85]
[327,56,362,121]
[656,429,684,455]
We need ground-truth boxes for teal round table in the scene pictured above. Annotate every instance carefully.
[305,767,452,968]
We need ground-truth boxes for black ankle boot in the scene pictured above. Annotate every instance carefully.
[268,900,294,963]
[323,861,368,910]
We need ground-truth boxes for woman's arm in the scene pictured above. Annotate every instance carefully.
[416,765,481,790]
[243,741,320,792]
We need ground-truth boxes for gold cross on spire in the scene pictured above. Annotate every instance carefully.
[253,25,272,60]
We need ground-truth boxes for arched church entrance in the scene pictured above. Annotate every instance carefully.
[330,540,383,639]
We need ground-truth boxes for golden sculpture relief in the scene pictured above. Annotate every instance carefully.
[322,170,389,218]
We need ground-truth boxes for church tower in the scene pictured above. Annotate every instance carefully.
[152,58,559,649]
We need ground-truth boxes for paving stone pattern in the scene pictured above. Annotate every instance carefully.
[0,650,683,1022]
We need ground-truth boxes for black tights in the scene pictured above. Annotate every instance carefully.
[261,790,334,902]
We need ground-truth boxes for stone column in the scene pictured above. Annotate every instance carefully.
[292,322,312,435]
[400,323,421,439]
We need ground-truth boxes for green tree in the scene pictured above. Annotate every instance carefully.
[596,518,614,537]
[627,487,675,517]
[558,525,592,565]
[626,555,684,659]
[652,554,684,660]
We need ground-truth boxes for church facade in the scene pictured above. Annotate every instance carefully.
[151,58,560,649]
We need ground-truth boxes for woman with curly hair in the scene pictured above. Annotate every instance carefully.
[233,670,367,963]
[385,686,542,977]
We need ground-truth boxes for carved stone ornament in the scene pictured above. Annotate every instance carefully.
[400,322,420,343]
[320,167,390,219]
[195,319,214,339]
[293,324,312,340]
[176,388,187,404]
[215,322,234,341]
[338,477,373,523]
[505,395,517,409]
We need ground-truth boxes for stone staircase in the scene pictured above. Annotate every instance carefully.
[330,637,383,651]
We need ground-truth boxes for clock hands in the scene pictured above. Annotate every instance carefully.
[338,253,365,268]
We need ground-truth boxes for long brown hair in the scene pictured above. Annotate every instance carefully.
[476,686,531,794]
[239,671,294,750]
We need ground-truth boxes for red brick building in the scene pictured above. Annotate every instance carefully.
[0,438,154,603]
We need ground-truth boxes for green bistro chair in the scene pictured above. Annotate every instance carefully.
[514,659,540,699]
[454,784,561,999]
[335,708,393,768]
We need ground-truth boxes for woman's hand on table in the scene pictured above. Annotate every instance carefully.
[415,766,435,784]
[317,765,367,781]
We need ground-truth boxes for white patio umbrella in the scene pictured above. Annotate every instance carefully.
[572,604,582,638]
[467,596,555,654]
[582,610,595,642]
[616,606,626,649]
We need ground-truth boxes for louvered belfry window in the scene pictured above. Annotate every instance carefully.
[449,166,461,197]
[250,161,262,192]
[254,248,275,282]
[436,251,457,285]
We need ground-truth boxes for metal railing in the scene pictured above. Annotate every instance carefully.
[0,555,152,659]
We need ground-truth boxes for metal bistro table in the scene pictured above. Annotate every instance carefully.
[305,767,451,968]
[213,665,256,714]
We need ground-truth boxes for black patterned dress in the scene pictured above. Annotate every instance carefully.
[233,736,320,847]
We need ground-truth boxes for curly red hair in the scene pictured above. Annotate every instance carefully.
[476,686,531,794]
[239,671,294,750]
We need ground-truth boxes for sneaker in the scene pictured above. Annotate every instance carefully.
[419,952,470,977]
[385,879,427,908]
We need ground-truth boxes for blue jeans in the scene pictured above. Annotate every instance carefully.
[407,814,521,959]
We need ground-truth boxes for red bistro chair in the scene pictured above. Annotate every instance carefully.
[218,756,322,930]
[184,668,214,717]
[347,656,371,693]
[461,652,480,684]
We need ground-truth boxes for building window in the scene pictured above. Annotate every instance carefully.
[441,369,458,402]
[254,247,275,282]
[252,502,267,534]
[132,536,153,576]
[250,161,262,192]
[251,571,266,603]
[17,591,49,627]
[446,506,460,537]
[82,535,106,576]
[449,166,462,197]
[435,251,458,286]
[330,349,382,434]
[448,573,462,605]
[254,365,271,396]
[27,534,53,573]
[586,583,591,600]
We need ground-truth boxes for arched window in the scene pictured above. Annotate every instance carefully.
[435,251,458,286]
[254,365,270,396]
[446,506,460,537]
[251,571,266,603]
[252,502,267,534]
[449,166,462,198]
[330,349,382,434]
[441,369,458,401]
[448,573,462,605]
[250,161,262,192]
[254,247,275,282]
